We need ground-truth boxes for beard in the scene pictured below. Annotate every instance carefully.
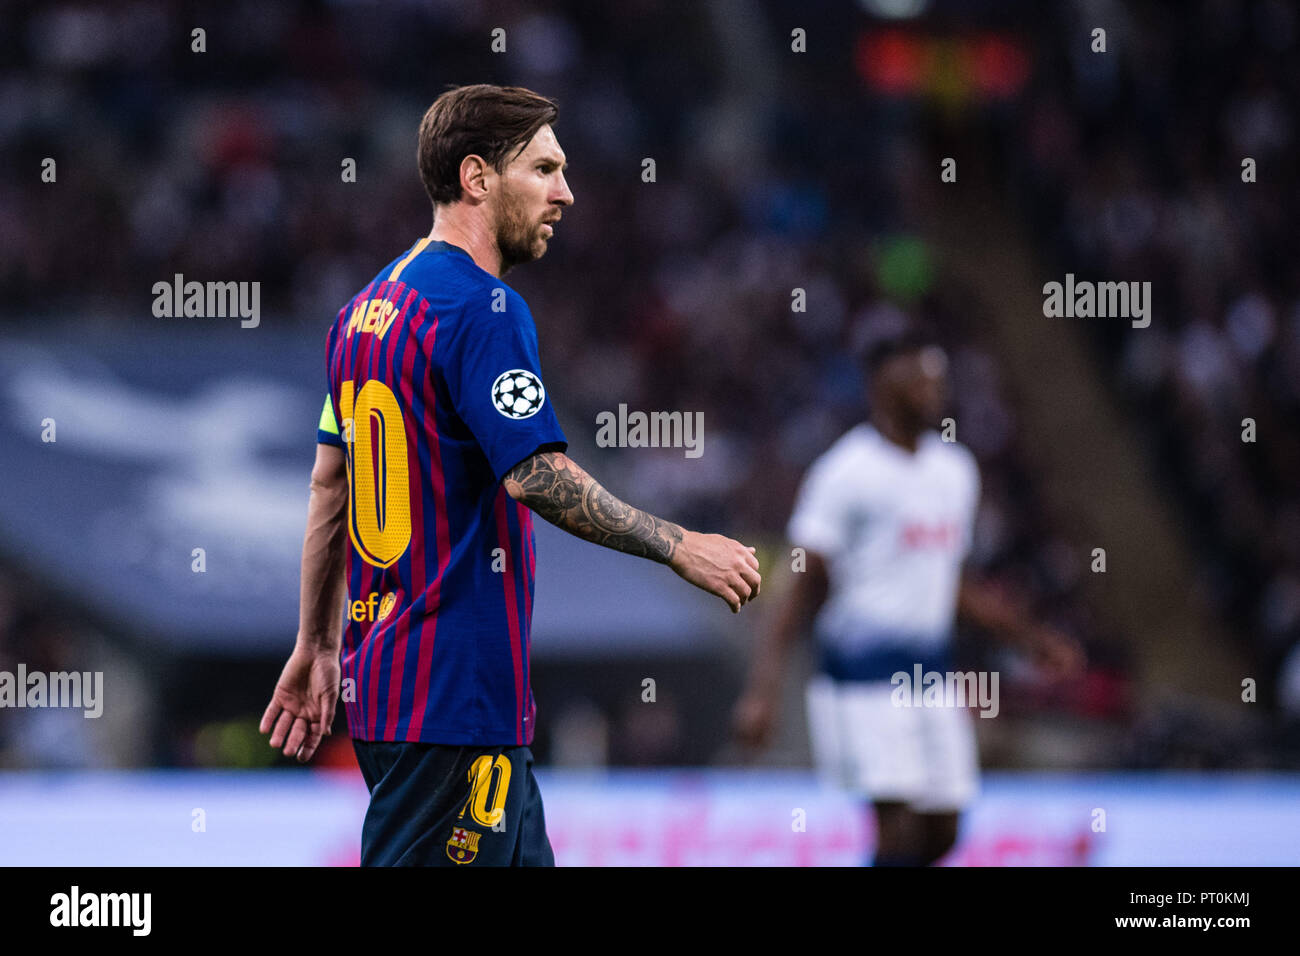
[495,190,549,275]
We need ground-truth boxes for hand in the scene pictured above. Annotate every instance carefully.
[259,644,341,763]
[669,530,761,613]
[1028,627,1086,682]
[732,690,779,751]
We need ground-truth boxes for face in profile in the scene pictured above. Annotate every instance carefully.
[493,124,573,273]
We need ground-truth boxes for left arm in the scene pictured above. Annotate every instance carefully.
[957,574,1085,679]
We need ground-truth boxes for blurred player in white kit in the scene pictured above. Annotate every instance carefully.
[734,328,1083,866]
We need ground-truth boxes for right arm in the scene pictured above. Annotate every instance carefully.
[733,447,844,750]
[260,442,348,763]
[732,548,829,749]
[503,449,761,613]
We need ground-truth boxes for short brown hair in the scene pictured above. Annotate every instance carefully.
[417,84,559,207]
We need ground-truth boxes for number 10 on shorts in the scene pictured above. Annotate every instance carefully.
[459,754,512,830]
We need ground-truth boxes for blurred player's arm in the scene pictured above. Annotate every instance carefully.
[504,449,760,613]
[259,442,348,763]
[732,549,830,750]
[957,574,1084,679]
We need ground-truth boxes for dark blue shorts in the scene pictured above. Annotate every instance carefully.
[352,740,554,867]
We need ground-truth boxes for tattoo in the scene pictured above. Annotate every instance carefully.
[504,451,683,564]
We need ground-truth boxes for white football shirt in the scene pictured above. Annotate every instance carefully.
[787,423,980,657]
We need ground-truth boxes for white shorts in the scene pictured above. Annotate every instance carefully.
[806,675,979,812]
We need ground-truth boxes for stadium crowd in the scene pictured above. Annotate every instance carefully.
[1007,0,1300,711]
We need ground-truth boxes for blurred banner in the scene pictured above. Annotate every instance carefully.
[2,770,1297,866]
[0,327,721,656]
[0,329,323,652]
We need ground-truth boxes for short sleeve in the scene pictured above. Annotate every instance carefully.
[318,321,344,447]
[786,454,849,559]
[443,287,567,482]
[317,394,343,447]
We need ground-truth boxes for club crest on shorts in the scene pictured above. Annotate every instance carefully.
[491,369,545,419]
[446,826,482,864]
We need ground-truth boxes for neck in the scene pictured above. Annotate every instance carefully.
[871,412,922,453]
[427,205,502,277]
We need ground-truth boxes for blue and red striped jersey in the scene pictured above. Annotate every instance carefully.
[316,238,567,745]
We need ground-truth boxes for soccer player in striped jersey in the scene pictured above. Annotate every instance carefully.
[260,85,761,866]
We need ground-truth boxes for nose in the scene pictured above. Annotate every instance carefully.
[554,173,574,207]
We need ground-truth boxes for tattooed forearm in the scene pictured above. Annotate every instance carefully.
[504,451,684,564]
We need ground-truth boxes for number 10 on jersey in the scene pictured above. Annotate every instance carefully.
[339,380,413,568]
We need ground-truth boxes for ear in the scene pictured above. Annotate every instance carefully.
[458,154,491,201]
